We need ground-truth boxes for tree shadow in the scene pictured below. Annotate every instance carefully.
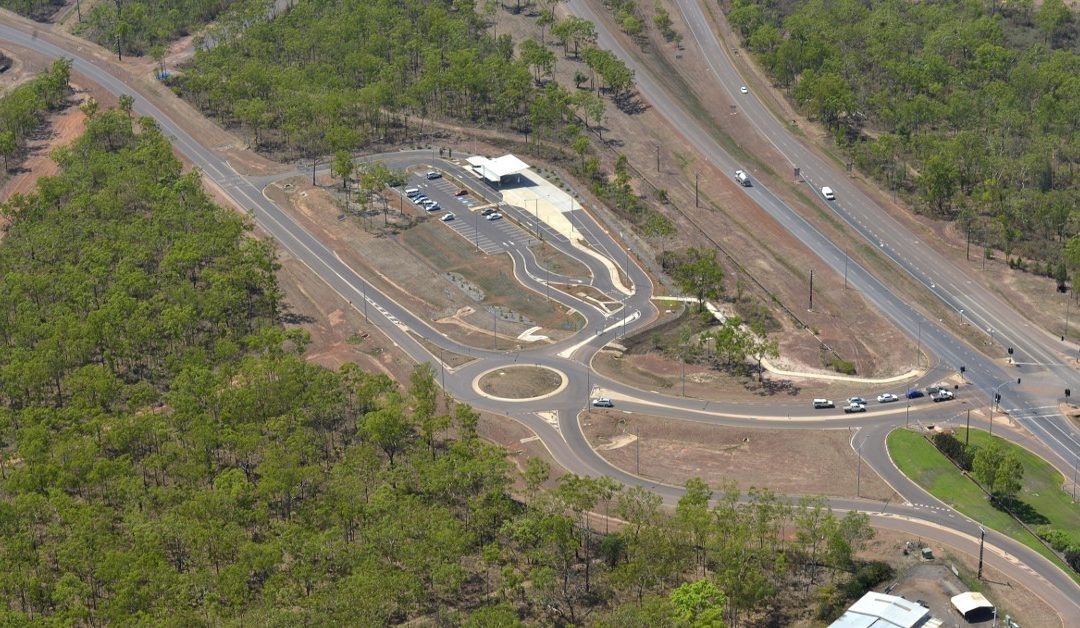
[614,91,648,115]
[993,496,1049,526]
[751,377,801,397]
[279,307,316,325]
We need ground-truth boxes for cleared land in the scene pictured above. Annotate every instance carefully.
[887,428,1080,583]
[400,220,585,336]
[582,411,897,501]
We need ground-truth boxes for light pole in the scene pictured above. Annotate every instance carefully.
[695,172,699,207]
[977,526,986,580]
[856,437,863,498]
[905,402,910,428]
[916,320,923,367]
[959,308,965,325]
[493,310,497,351]
[474,210,479,251]
[1066,294,1071,340]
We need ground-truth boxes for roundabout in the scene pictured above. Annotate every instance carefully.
[473,365,569,402]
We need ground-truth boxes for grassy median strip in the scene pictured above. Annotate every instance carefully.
[887,428,1080,583]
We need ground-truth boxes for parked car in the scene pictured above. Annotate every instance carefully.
[843,403,866,413]
[876,393,899,404]
[486,212,503,221]
[821,186,836,200]
[441,212,455,222]
[454,189,468,196]
[592,397,614,408]
[425,203,441,212]
[481,207,496,216]
[906,389,925,399]
[425,171,442,180]
[813,399,835,409]
[847,396,867,406]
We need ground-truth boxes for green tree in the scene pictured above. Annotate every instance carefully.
[670,579,727,627]
[672,248,725,311]
[331,151,354,193]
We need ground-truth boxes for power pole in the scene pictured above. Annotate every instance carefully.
[966,409,971,446]
[809,269,814,311]
[695,173,699,207]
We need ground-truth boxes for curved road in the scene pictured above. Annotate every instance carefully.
[2,14,1077,623]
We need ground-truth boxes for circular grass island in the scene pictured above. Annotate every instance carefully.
[476,365,567,401]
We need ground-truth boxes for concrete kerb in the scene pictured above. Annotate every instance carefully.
[651,296,925,385]
[472,365,569,403]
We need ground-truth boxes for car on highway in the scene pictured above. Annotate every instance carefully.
[739,85,748,94]
[906,389,925,399]
[440,212,455,222]
[931,390,955,402]
[454,188,468,196]
[876,393,899,403]
[821,186,836,200]
[486,212,503,221]
[847,396,866,406]
[843,402,866,413]
[734,169,751,186]
[425,171,442,180]
[592,397,614,408]
[813,398,835,409]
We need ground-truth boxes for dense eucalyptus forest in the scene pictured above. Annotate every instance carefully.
[727,0,1080,272]
[0,0,65,21]
[0,106,887,624]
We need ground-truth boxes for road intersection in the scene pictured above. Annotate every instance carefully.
[1,11,1077,622]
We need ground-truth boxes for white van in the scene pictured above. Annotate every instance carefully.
[821,186,835,200]
[404,187,420,197]
[734,170,751,186]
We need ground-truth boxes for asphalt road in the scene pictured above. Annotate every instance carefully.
[2,14,1078,622]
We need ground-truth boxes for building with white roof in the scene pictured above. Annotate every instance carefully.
[830,592,938,628]
[466,154,530,183]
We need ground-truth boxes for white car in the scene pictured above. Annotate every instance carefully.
[440,212,455,222]
[876,393,899,404]
[592,397,614,408]
[821,186,836,200]
[486,212,503,221]
[843,403,866,413]
[847,396,866,406]
[740,85,748,94]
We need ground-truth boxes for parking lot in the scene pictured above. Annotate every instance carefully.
[404,171,536,255]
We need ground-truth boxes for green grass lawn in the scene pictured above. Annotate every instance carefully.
[887,428,1079,582]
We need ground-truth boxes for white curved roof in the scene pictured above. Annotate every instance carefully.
[950,591,993,616]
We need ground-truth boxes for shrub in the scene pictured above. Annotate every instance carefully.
[829,356,857,375]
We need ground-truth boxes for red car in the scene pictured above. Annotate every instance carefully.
[454,189,468,197]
